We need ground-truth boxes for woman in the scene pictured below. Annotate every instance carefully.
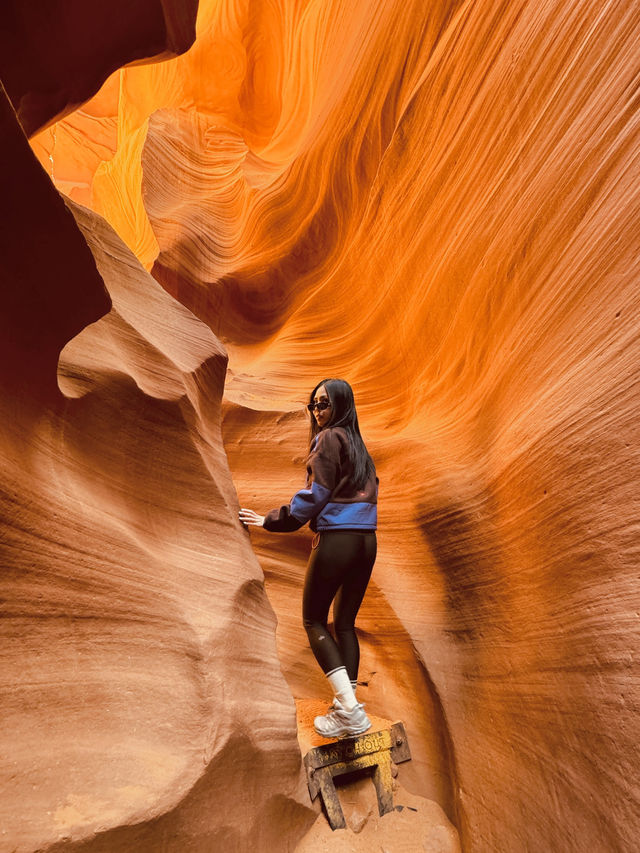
[239,378,378,738]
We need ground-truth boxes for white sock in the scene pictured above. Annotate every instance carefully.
[327,667,358,711]
[332,680,358,709]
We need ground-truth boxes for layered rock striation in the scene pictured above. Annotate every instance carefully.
[0,71,313,853]
[11,0,640,851]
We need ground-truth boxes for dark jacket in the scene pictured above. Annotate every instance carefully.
[263,427,377,532]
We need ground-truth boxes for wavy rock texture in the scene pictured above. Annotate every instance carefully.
[0,85,313,852]
[24,0,640,851]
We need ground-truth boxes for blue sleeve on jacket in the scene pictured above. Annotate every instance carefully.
[263,479,333,532]
[290,481,332,521]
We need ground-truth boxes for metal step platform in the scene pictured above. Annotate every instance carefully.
[297,700,411,830]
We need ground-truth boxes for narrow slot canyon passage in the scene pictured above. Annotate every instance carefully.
[221,386,464,846]
[1,0,639,850]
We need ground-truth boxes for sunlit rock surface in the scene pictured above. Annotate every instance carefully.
[19,0,640,850]
[0,84,313,852]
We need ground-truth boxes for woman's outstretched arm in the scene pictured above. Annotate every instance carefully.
[241,429,341,533]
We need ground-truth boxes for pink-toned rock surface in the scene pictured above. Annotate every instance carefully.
[0,84,314,852]
[10,0,640,851]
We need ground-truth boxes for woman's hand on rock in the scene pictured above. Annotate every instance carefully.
[239,508,265,527]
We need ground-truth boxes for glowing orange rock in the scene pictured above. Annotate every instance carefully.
[0,83,314,850]
[13,0,640,850]
[145,4,640,850]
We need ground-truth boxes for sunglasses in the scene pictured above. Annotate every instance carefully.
[307,400,332,412]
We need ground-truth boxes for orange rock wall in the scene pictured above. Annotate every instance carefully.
[15,0,640,850]
[0,9,313,852]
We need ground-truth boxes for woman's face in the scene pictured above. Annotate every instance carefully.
[312,384,333,429]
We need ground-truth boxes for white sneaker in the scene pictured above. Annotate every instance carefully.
[314,702,371,738]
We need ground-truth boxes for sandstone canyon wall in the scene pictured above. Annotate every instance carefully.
[3,0,640,851]
[0,5,314,852]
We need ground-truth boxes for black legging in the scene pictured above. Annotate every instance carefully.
[302,530,377,681]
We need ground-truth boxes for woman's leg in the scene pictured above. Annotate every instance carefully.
[304,531,375,737]
[333,532,377,683]
[302,531,363,676]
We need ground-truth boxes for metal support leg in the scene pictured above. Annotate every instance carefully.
[372,750,394,816]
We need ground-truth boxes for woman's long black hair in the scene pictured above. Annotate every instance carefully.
[308,378,375,490]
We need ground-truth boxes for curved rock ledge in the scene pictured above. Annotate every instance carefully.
[0,85,313,852]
